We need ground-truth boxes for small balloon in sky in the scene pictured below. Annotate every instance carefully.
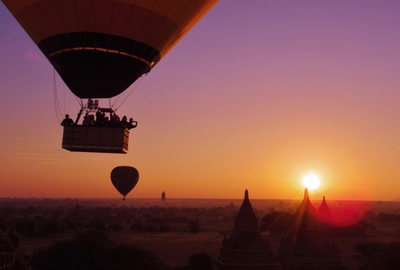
[110,166,139,200]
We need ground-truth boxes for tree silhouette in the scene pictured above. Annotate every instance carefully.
[188,219,200,233]
[188,252,214,270]
[353,241,400,270]
[130,222,143,232]
[108,223,123,232]
[259,211,293,239]
[106,244,169,270]
[143,223,160,233]
[30,229,169,270]
[14,217,37,236]
[41,219,67,236]
[31,237,108,269]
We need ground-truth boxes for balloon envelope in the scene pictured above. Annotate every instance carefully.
[2,0,218,98]
[110,166,139,199]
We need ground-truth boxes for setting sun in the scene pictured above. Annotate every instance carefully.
[302,174,320,190]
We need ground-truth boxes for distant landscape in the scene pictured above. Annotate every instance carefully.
[2,197,400,269]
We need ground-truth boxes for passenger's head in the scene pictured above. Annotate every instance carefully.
[65,114,69,118]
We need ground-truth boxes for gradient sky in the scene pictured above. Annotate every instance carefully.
[1,0,400,200]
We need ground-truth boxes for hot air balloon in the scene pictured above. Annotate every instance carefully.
[2,0,218,153]
[2,0,218,98]
[111,166,139,200]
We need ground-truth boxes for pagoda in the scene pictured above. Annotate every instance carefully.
[277,189,345,270]
[319,196,334,226]
[215,190,282,270]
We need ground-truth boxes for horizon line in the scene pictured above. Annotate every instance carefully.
[0,197,397,202]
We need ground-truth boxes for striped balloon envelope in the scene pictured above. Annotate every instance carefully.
[2,0,218,98]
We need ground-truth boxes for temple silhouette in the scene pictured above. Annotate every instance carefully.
[319,195,335,226]
[215,189,282,270]
[0,189,348,269]
[215,189,345,270]
[277,189,345,270]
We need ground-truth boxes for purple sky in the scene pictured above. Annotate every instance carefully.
[1,0,400,200]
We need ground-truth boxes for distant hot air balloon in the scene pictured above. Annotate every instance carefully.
[1,0,218,98]
[110,166,139,200]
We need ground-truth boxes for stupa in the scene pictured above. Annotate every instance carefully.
[215,190,282,270]
[319,196,334,225]
[277,189,345,270]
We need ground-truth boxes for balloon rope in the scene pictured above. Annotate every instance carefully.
[112,92,120,109]
[76,97,83,108]
[114,75,146,111]
[62,80,64,115]
[53,69,63,123]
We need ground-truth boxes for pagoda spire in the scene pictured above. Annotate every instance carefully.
[277,189,345,269]
[319,195,334,225]
[304,188,309,200]
[234,189,258,231]
[215,190,281,270]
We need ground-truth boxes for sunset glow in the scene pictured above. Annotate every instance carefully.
[1,1,400,200]
[302,174,320,190]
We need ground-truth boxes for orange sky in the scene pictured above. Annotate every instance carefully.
[1,1,400,200]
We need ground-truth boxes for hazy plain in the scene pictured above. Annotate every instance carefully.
[5,197,400,269]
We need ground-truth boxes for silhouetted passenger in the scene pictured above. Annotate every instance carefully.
[103,116,110,127]
[82,114,95,126]
[95,110,104,126]
[61,114,74,126]
[82,115,90,126]
[120,116,128,128]
[110,114,120,127]
[88,114,96,126]
[127,118,138,129]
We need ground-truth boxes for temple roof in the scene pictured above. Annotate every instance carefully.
[215,190,281,269]
[319,196,334,225]
[234,190,258,231]
[280,188,327,250]
[319,196,329,212]
[277,189,345,269]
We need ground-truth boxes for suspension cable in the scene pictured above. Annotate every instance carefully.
[113,75,146,112]
[63,79,65,115]
[53,69,63,123]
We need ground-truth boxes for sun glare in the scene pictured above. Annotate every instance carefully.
[302,174,320,190]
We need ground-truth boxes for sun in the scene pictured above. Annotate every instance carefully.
[302,174,320,190]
